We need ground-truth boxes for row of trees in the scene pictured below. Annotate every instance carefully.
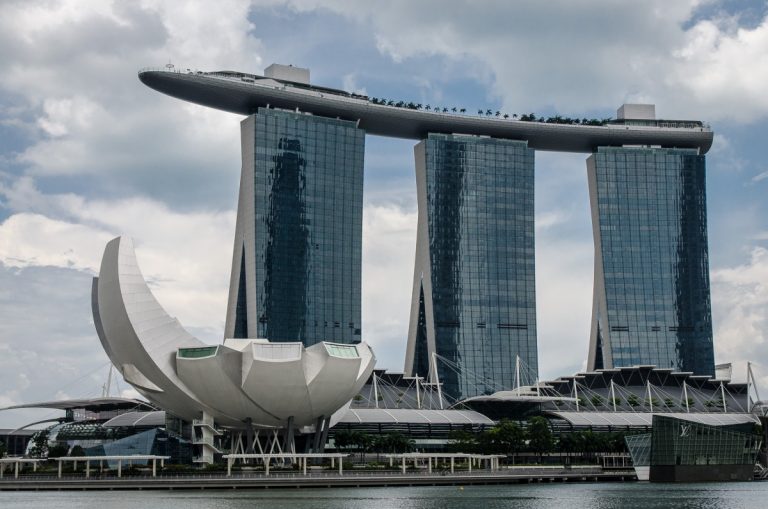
[448,417,628,457]
[332,430,413,461]
[366,97,611,125]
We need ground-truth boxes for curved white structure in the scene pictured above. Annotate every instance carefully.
[92,236,376,430]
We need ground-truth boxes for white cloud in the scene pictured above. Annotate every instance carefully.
[711,246,768,383]
[0,183,236,331]
[362,203,417,371]
[120,388,142,400]
[276,0,768,123]
[341,73,367,96]
[0,0,767,424]
[535,210,570,232]
[0,213,111,271]
[751,170,768,183]
[0,182,422,371]
[535,237,594,379]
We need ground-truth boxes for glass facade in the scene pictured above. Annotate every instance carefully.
[624,433,651,467]
[588,147,714,376]
[31,423,192,465]
[409,134,537,401]
[232,108,364,346]
[83,428,193,466]
[177,346,218,358]
[650,415,760,468]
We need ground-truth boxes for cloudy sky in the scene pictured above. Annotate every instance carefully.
[1,0,767,428]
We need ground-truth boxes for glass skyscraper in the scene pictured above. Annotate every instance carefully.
[405,134,538,401]
[225,108,364,346]
[587,147,714,375]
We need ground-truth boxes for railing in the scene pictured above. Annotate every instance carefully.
[0,465,615,483]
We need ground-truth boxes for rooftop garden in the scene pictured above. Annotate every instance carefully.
[367,97,612,125]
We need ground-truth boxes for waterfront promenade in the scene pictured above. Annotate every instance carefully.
[0,466,635,491]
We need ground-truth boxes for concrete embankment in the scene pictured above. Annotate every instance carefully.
[0,469,636,491]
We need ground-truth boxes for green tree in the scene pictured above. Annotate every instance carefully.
[372,432,413,461]
[527,417,553,459]
[0,440,6,458]
[353,432,374,462]
[70,445,86,457]
[447,430,477,453]
[333,430,355,453]
[28,429,50,458]
[47,444,69,458]
[484,420,524,455]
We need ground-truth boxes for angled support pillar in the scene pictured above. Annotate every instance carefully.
[245,418,255,455]
[318,416,331,454]
[283,416,295,465]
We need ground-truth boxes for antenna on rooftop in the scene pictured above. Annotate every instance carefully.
[101,364,114,398]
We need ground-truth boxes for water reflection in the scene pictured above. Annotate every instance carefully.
[3,483,768,509]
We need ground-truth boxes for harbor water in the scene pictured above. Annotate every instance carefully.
[2,482,768,508]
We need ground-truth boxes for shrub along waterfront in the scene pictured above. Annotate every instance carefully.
[445,418,628,464]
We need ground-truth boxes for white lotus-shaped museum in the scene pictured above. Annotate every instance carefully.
[92,236,376,430]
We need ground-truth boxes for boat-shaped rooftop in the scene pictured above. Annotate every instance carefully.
[139,64,713,154]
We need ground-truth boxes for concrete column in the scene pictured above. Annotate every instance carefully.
[303,457,307,475]
[14,461,19,479]
[265,458,270,476]
[450,457,454,473]
[86,461,90,479]
[1,463,4,479]
[227,458,232,477]
[118,460,122,478]
[33,462,37,472]
[161,459,165,468]
[152,459,157,477]
[401,456,406,474]
[468,457,472,473]
[428,457,432,473]
[283,416,295,463]
[339,458,343,475]
[331,457,335,468]
[74,460,77,472]
[389,456,393,467]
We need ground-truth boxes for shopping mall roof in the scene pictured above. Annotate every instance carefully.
[338,408,494,426]
[0,397,156,413]
[102,411,166,428]
[546,411,759,427]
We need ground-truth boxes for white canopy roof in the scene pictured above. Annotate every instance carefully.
[546,411,759,427]
[338,408,493,425]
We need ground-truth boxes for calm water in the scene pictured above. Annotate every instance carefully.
[3,483,768,509]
